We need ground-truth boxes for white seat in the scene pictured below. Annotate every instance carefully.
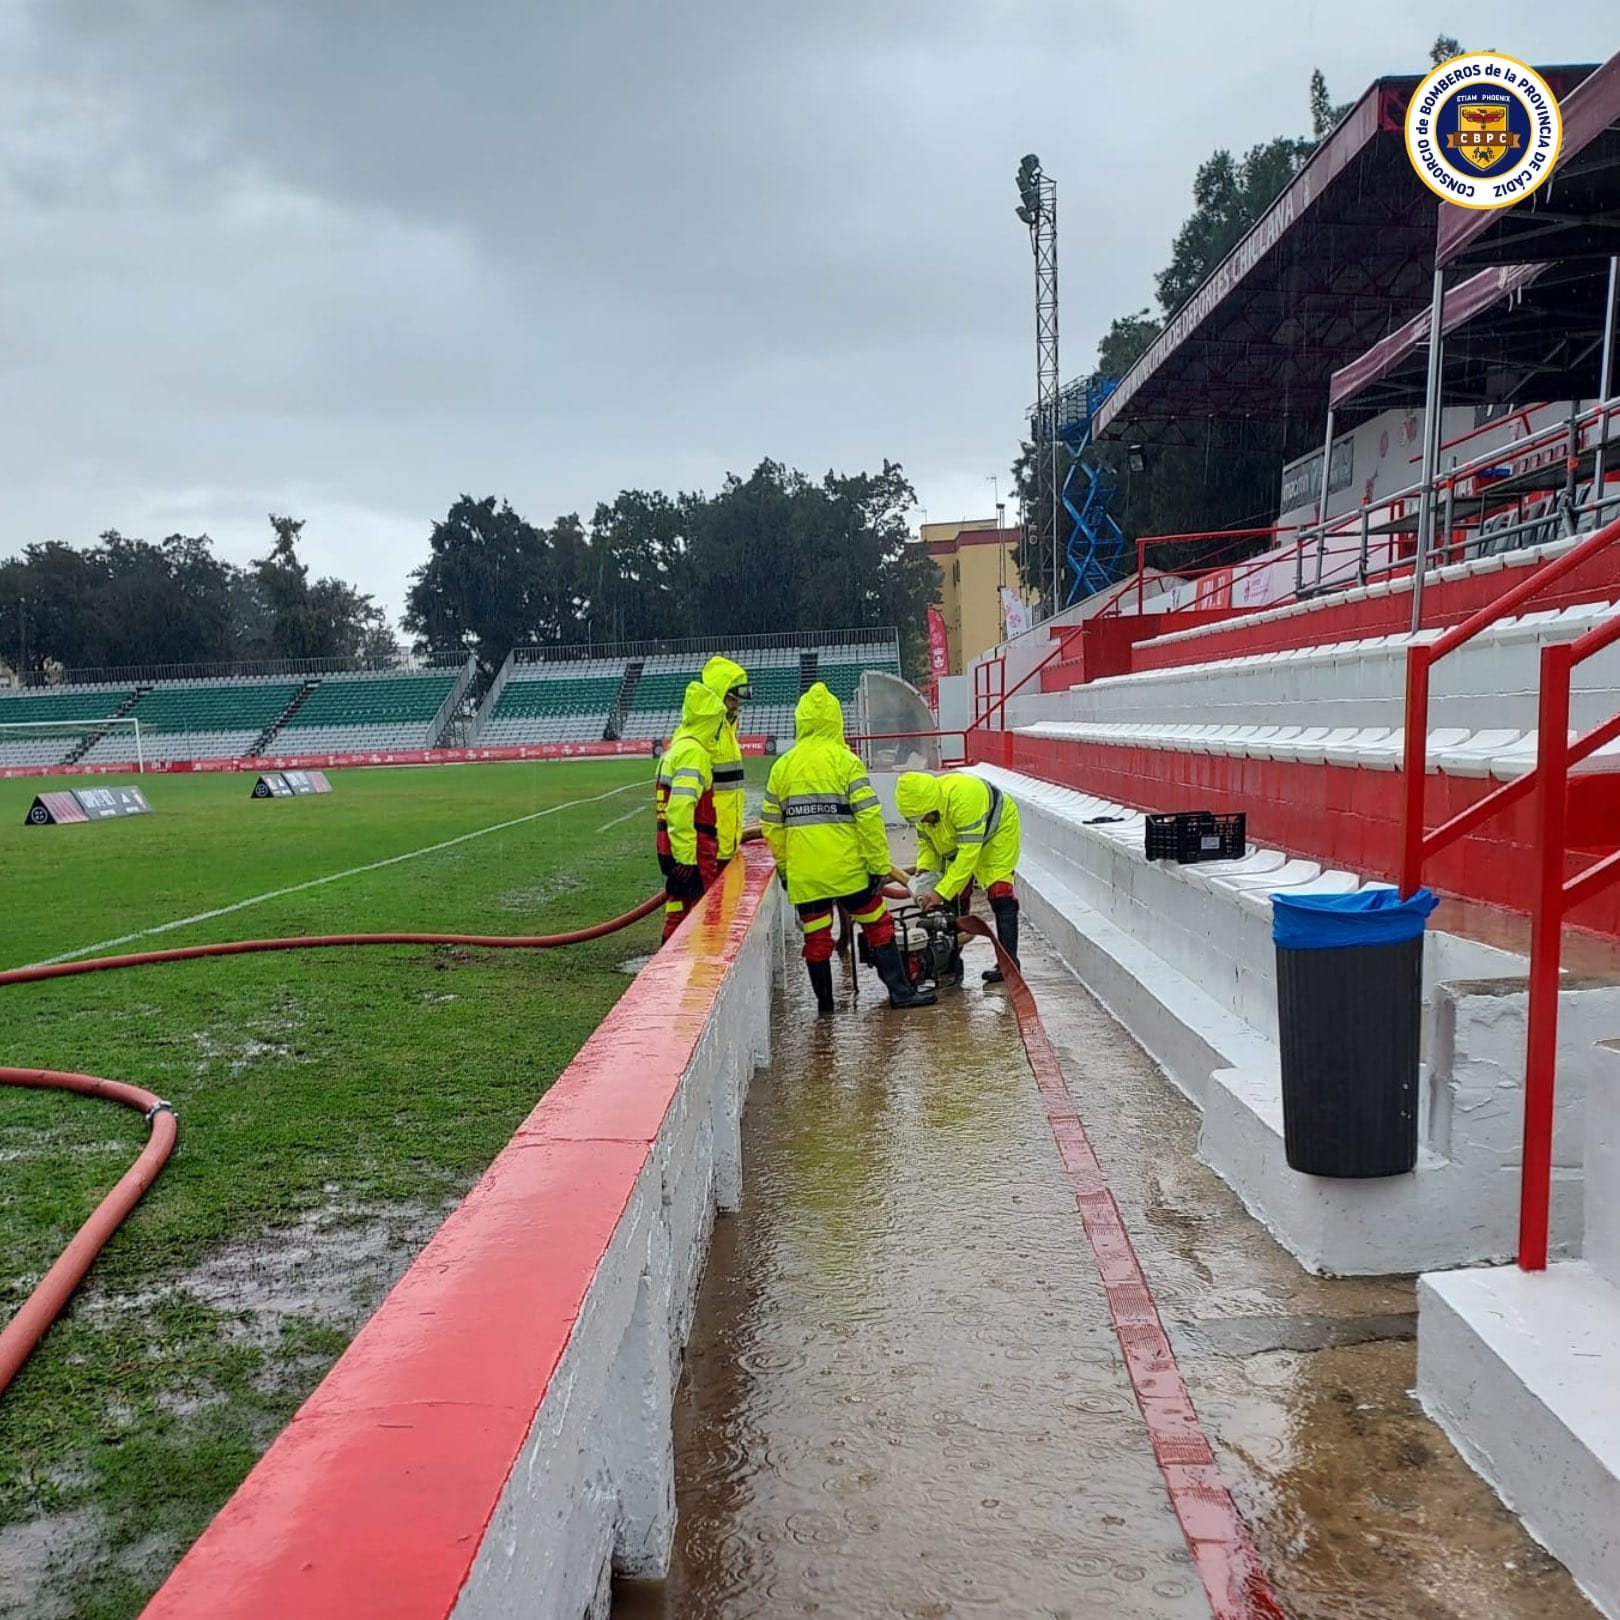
[1205,726,1268,757]
[1489,731,1577,780]
[1323,727,1395,767]
[1245,726,1305,760]
[1186,847,1284,882]
[1435,729,1524,777]
[1211,857,1321,892]
[1265,725,1335,763]
[1358,726,1470,772]
[1190,725,1245,755]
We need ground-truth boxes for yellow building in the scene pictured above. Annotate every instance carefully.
[918,520,1031,674]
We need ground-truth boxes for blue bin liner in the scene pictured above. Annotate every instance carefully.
[1271,887,1438,950]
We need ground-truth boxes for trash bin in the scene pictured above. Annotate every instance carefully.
[1271,887,1439,1177]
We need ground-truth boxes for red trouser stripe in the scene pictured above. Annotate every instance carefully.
[958,915,1283,1620]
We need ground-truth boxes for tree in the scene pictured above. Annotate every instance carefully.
[403,496,551,673]
[1309,69,1352,138]
[1155,137,1313,315]
[1097,310,1161,378]
[245,514,391,663]
[1431,34,1463,65]
[585,490,688,645]
[0,524,391,675]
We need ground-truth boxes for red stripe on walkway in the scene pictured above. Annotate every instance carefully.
[965,918,1287,1620]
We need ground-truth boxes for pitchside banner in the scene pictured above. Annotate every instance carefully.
[926,606,950,709]
[26,787,153,826]
[252,771,333,798]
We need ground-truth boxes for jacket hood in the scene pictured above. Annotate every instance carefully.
[894,772,942,822]
[677,680,728,752]
[701,655,750,702]
[794,682,844,742]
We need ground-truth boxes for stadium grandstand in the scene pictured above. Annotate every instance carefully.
[0,631,906,772]
[0,659,475,769]
[471,628,903,749]
[947,48,1620,1615]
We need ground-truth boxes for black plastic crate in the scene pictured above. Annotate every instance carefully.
[1144,809,1247,864]
[1144,812,1189,861]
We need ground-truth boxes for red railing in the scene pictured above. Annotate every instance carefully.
[969,632,1077,732]
[1096,528,1281,620]
[1399,513,1620,1270]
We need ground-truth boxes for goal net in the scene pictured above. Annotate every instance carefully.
[0,717,145,772]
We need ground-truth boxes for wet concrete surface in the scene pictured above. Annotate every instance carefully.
[618,923,1599,1620]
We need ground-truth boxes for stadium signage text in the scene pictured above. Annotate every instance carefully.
[25,786,153,825]
[252,770,333,798]
[1404,53,1562,210]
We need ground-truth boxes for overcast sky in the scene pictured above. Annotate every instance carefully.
[1,1,1613,626]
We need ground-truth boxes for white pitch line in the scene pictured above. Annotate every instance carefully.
[23,780,645,970]
[594,803,645,834]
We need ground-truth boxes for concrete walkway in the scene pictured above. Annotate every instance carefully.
[620,923,1598,1619]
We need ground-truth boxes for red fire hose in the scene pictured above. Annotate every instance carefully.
[0,892,666,1400]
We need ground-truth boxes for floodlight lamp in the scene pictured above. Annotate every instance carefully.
[1015,204,1036,225]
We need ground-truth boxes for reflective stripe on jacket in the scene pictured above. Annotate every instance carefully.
[914,773,1021,901]
[701,655,749,860]
[655,682,727,866]
[761,683,892,904]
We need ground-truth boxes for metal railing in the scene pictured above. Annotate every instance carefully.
[1097,398,1620,636]
[511,626,900,665]
[428,656,479,748]
[21,652,449,689]
[1094,528,1281,620]
[968,630,1079,733]
[1399,512,1620,1271]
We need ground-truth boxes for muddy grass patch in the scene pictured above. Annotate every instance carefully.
[0,1195,462,1620]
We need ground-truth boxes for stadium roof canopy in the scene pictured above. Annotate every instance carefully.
[1088,64,1596,446]
[1327,258,1613,415]
[1328,50,1620,416]
[1437,52,1620,269]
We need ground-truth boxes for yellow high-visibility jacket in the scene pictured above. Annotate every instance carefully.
[655,682,727,866]
[701,654,749,861]
[760,683,892,903]
[898,771,1021,901]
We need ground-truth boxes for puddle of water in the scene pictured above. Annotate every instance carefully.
[1019,943,1598,1620]
[620,928,1599,1620]
[0,1510,100,1620]
[625,941,1207,1619]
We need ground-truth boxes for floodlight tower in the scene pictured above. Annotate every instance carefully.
[1016,154,1060,618]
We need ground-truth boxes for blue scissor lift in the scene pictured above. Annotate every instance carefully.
[1054,374,1125,606]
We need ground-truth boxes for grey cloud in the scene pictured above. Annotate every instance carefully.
[2,1,1614,620]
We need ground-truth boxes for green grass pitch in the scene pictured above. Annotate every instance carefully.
[0,760,683,1619]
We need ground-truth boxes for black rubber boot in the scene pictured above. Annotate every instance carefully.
[807,958,836,1015]
[983,897,1020,983]
[871,942,937,1009]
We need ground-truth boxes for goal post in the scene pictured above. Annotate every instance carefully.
[0,716,145,772]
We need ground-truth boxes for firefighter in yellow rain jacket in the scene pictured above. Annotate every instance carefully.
[654,682,727,943]
[894,771,1023,983]
[761,683,935,1013]
[700,654,750,868]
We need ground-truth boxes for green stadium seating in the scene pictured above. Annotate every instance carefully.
[286,674,457,729]
[124,682,302,734]
[492,677,623,719]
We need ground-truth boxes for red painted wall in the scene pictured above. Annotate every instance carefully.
[1132,549,1620,674]
[970,731,1620,939]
